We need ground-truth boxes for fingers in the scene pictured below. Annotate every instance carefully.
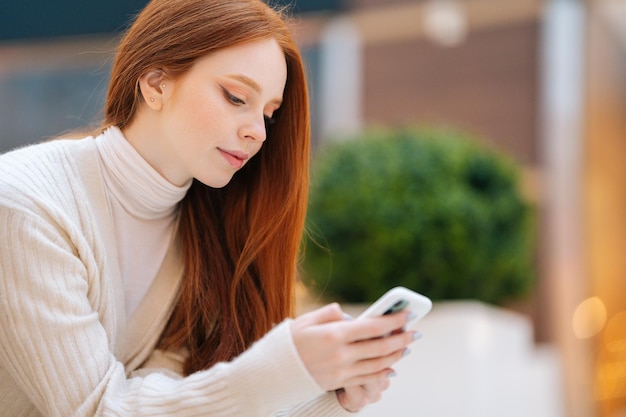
[311,303,345,324]
[362,370,392,398]
[351,329,418,361]
[298,304,412,343]
[296,303,345,327]
[336,371,394,412]
[340,311,413,342]
[343,349,406,386]
[291,304,422,393]
[336,386,368,413]
[340,329,418,388]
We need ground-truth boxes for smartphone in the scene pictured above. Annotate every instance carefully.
[357,286,432,328]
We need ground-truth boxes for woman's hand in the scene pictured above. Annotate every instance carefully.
[290,303,417,411]
[335,376,392,412]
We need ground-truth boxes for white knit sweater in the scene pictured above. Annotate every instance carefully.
[0,132,352,417]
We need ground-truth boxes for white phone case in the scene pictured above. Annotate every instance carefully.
[357,286,432,328]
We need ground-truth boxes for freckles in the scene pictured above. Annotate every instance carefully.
[201,107,227,133]
[186,98,221,130]
[179,82,221,124]
[203,90,227,119]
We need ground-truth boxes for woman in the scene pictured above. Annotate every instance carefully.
[0,1,418,415]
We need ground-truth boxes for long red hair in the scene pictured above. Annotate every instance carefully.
[103,0,310,374]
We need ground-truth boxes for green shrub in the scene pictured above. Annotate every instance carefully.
[302,126,535,305]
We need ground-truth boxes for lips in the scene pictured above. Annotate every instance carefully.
[218,148,249,169]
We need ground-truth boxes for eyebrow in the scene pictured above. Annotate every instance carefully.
[224,74,283,106]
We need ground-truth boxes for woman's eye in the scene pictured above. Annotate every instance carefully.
[222,87,246,105]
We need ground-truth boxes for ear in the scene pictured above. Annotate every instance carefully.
[138,70,169,110]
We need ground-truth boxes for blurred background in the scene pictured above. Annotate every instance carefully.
[1,0,625,416]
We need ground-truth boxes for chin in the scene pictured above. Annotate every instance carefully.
[196,174,235,189]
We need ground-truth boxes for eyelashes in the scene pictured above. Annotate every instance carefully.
[222,86,246,106]
[221,85,276,128]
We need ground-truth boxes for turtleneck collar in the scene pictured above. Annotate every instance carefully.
[95,126,192,220]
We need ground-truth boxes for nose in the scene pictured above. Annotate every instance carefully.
[240,114,267,143]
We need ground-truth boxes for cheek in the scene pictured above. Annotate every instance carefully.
[172,85,224,132]
[250,142,264,157]
[188,94,223,129]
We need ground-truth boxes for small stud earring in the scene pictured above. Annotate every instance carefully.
[150,98,155,102]
[162,84,166,88]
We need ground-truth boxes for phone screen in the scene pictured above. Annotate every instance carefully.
[382,299,408,315]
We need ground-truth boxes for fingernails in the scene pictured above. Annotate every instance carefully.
[402,348,411,357]
[412,331,423,341]
[406,313,417,322]
[387,371,397,378]
[342,313,353,320]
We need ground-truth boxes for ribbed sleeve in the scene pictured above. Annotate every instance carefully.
[276,392,357,417]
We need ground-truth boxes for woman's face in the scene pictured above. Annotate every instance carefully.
[127,37,287,188]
